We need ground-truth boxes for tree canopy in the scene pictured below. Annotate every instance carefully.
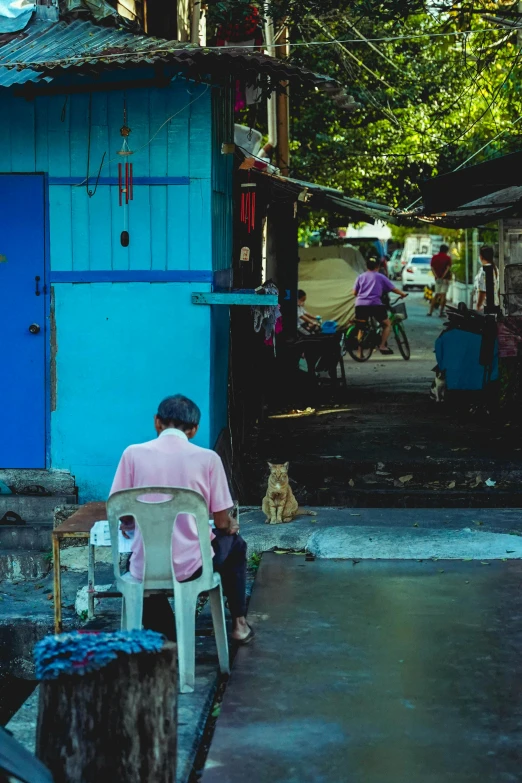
[208,1,522,211]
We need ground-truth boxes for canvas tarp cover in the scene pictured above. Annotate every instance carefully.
[298,245,366,328]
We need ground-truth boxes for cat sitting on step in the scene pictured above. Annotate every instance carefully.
[262,462,316,524]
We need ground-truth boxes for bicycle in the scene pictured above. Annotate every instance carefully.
[344,296,411,362]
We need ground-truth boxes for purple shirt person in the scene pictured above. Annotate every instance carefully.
[353,257,407,355]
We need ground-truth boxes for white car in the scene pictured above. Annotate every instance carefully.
[388,249,404,279]
[402,255,434,290]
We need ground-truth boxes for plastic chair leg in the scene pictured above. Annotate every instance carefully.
[209,585,231,676]
[175,589,198,694]
[121,588,144,631]
[121,596,127,631]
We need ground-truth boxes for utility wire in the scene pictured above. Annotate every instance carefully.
[71,85,209,189]
[310,16,393,89]
[405,114,522,210]
[1,25,521,68]
[343,44,522,159]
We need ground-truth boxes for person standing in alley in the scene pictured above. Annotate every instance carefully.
[110,394,254,645]
[473,245,500,311]
[428,243,452,318]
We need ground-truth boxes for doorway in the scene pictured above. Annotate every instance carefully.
[0,174,46,467]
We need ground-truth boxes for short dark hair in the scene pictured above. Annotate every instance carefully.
[440,244,449,253]
[366,257,380,271]
[298,289,306,299]
[480,245,494,263]
[157,395,201,431]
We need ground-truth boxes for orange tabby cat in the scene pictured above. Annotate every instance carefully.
[262,462,316,524]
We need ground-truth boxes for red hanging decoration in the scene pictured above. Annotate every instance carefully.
[119,161,134,206]
[117,98,134,246]
[240,182,256,234]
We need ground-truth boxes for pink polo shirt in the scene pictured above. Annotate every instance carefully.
[109,429,233,582]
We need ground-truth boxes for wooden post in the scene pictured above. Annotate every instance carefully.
[275,24,290,176]
[52,533,62,634]
[272,201,299,340]
[36,643,177,783]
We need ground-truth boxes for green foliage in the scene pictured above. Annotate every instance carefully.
[209,1,522,219]
[225,0,522,213]
[248,552,262,570]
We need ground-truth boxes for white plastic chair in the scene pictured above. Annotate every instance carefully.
[107,487,230,693]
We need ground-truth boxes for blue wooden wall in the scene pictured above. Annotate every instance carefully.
[52,282,212,500]
[0,81,212,272]
[0,77,233,501]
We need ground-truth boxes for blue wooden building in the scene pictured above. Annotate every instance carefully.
[0,7,326,500]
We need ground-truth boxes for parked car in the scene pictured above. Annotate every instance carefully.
[402,255,434,290]
[388,249,404,280]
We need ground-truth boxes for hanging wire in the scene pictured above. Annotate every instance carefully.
[74,84,210,190]
[60,95,68,123]
[85,93,106,198]
[1,24,521,71]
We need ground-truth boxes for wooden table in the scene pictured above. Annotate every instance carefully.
[52,501,107,634]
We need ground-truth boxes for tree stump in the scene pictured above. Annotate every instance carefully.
[36,642,177,783]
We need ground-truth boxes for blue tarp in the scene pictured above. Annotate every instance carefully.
[435,329,498,391]
[0,0,34,33]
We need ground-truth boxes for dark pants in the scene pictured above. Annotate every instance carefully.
[142,531,248,641]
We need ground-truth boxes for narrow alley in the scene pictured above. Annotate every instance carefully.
[2,1,522,782]
[243,292,522,508]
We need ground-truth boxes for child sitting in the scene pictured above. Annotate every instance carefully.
[297,289,321,336]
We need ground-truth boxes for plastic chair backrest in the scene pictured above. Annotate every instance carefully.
[107,487,213,589]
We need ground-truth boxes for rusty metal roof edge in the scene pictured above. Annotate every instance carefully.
[0,17,338,88]
[252,167,394,222]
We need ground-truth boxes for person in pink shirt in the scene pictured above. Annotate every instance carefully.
[110,394,253,644]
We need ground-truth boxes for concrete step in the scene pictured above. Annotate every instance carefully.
[0,495,77,525]
[305,487,522,508]
[0,525,52,552]
[243,457,522,507]
[239,507,522,557]
[0,550,52,582]
[0,469,76,495]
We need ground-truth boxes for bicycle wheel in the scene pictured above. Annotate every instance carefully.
[393,322,411,360]
[346,324,374,362]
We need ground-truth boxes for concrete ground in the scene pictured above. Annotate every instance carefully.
[203,553,522,783]
[5,506,522,781]
[240,509,522,560]
[4,564,256,783]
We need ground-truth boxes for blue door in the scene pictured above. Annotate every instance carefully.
[0,175,46,467]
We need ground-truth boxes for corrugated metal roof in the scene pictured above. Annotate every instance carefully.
[0,16,339,89]
[251,168,396,224]
[397,151,522,228]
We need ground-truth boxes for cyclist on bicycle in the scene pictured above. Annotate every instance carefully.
[354,256,408,355]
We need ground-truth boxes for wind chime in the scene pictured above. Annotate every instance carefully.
[239,178,257,264]
[117,99,134,247]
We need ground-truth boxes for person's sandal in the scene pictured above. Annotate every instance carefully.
[379,347,394,355]
[233,626,255,646]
